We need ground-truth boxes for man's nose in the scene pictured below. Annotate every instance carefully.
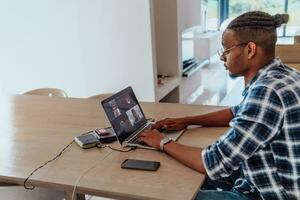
[220,54,226,62]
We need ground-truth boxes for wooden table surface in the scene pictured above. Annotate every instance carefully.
[0,94,227,200]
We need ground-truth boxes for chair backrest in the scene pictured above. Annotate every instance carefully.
[24,88,68,97]
[88,93,113,101]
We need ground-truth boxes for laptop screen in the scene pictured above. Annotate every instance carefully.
[101,87,147,144]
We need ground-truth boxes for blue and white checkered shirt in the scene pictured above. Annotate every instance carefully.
[202,58,300,200]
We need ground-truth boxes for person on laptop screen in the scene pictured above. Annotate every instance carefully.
[138,11,299,200]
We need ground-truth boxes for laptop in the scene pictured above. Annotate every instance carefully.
[101,86,185,150]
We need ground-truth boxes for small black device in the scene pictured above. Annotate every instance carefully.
[121,159,160,171]
[97,127,117,143]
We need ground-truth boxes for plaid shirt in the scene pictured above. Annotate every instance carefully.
[202,58,300,200]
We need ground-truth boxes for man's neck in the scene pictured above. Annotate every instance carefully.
[244,55,275,85]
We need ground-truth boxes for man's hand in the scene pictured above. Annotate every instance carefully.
[152,118,188,131]
[138,129,164,150]
[139,128,207,174]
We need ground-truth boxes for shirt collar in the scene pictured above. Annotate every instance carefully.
[242,58,282,96]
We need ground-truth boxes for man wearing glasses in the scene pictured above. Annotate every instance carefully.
[139,11,299,200]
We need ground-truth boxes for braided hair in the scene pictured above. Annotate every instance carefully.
[226,11,289,53]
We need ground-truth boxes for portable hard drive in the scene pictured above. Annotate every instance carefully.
[74,131,100,149]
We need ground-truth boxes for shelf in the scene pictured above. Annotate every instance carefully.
[157,76,181,101]
[182,59,210,77]
[152,0,204,103]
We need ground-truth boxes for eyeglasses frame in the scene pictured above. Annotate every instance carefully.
[217,43,248,59]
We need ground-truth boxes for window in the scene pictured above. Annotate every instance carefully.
[286,0,300,36]
[206,0,219,31]
[211,0,300,37]
[229,0,286,36]
[229,0,285,17]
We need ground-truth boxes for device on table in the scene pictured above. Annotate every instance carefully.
[121,159,160,171]
[74,127,116,149]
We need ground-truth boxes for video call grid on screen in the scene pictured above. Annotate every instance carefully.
[102,87,147,143]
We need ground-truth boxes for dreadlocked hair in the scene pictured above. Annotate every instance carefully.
[227,11,289,54]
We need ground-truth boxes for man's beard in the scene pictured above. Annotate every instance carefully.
[228,72,239,79]
[225,64,239,79]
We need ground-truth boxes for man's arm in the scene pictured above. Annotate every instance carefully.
[163,141,206,173]
[183,108,233,127]
[140,108,234,174]
[153,108,234,131]
[139,130,206,174]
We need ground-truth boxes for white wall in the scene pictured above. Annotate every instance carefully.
[0,0,156,101]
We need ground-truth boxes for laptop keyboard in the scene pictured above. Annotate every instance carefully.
[129,124,153,145]
[130,133,148,145]
[130,137,142,144]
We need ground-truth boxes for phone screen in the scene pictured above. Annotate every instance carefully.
[121,159,160,171]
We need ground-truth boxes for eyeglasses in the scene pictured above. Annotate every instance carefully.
[217,43,248,58]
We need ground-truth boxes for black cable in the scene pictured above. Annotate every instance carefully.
[23,140,75,190]
[23,139,135,190]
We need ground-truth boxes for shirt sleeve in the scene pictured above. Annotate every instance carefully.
[202,85,283,180]
[230,104,240,117]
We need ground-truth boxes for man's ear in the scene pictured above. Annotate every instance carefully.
[247,42,257,59]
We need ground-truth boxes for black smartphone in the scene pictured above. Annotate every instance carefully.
[121,159,160,171]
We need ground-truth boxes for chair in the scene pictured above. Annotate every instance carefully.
[24,88,68,97]
[88,93,113,101]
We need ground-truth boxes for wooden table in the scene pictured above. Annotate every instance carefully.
[0,94,227,200]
